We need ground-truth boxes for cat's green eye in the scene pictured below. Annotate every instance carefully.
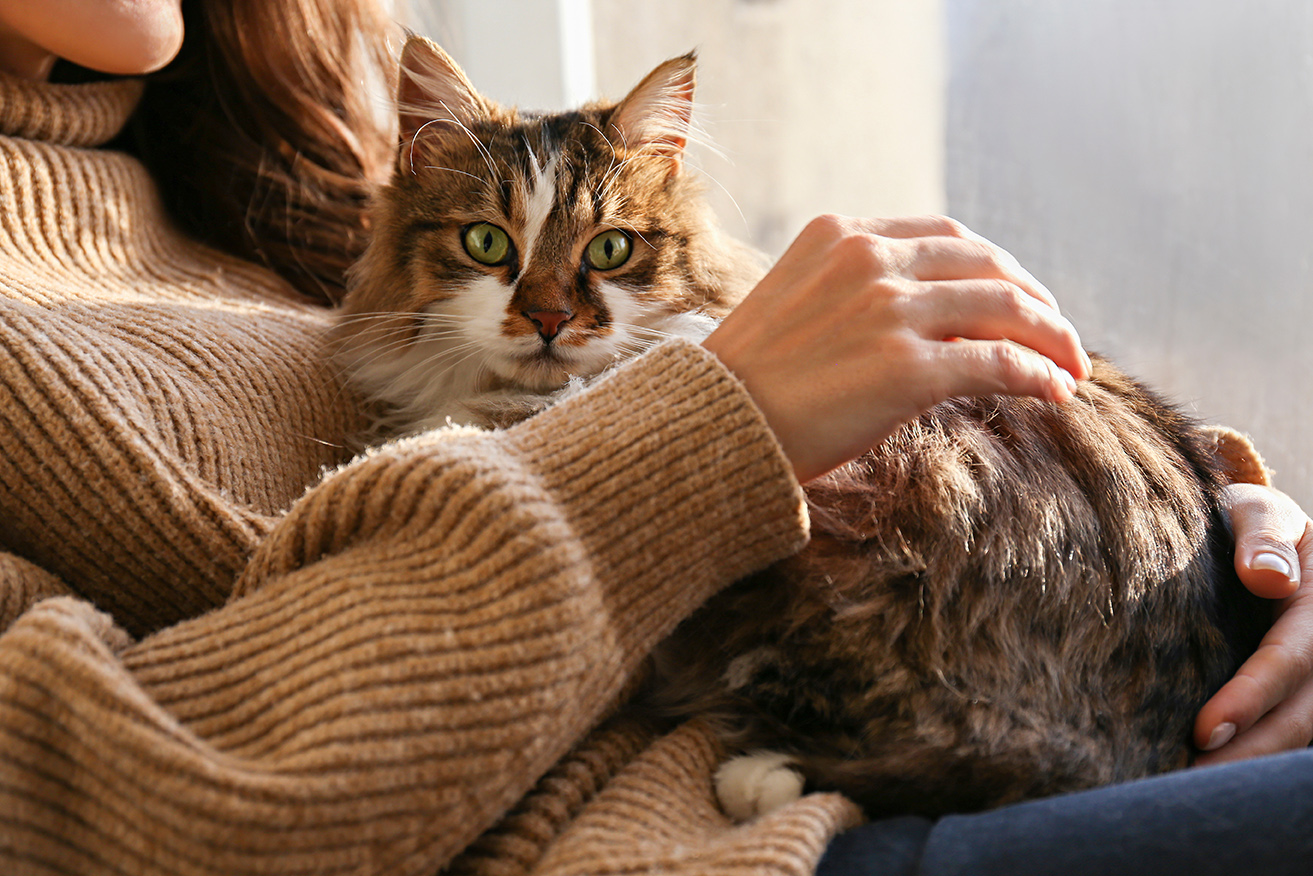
[463,223,512,266]
[584,229,631,271]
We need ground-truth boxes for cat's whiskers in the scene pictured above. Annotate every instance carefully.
[333,326,423,365]
[623,325,678,344]
[421,310,489,331]
[579,121,621,180]
[334,309,483,336]
[338,325,482,372]
[334,309,432,330]
[404,317,488,352]
[598,155,640,198]
[340,317,485,378]
[344,336,441,379]
[420,164,493,190]
[410,340,488,375]
[696,167,749,229]
[414,323,479,337]
[421,103,501,182]
[611,339,656,361]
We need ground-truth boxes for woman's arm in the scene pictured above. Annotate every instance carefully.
[0,340,809,876]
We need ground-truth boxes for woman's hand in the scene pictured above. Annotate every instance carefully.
[702,214,1091,482]
[1195,483,1313,765]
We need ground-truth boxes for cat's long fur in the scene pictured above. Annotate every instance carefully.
[336,36,1270,818]
[653,360,1268,816]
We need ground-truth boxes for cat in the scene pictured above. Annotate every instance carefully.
[336,38,764,435]
[335,35,1270,821]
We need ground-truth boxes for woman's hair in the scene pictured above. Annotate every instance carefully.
[126,0,400,305]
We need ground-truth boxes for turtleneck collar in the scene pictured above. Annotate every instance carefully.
[0,72,143,148]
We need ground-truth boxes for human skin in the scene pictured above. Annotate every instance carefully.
[0,0,184,79]
[703,213,1088,484]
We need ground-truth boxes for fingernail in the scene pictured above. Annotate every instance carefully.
[1059,368,1077,396]
[1204,722,1236,751]
[1251,551,1296,583]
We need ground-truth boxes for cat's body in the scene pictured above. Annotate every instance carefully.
[336,36,1269,820]
[654,361,1267,817]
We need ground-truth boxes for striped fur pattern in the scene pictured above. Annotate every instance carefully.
[336,37,764,433]
[342,38,1269,818]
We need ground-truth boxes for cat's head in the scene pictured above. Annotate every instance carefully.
[337,36,764,428]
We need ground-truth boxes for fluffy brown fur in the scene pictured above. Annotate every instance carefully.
[654,358,1269,816]
[341,37,1269,819]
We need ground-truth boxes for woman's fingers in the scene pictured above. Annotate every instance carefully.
[1194,667,1313,765]
[704,214,1086,482]
[907,278,1089,384]
[1227,483,1309,599]
[772,216,1087,382]
[929,337,1079,405]
[840,214,1062,313]
[1195,484,1313,763]
[1195,589,1313,763]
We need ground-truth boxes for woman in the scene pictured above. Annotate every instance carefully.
[0,2,1309,875]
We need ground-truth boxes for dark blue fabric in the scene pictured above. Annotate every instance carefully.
[816,748,1313,876]
[818,815,933,876]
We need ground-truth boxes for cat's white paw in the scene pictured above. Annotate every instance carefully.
[714,751,805,821]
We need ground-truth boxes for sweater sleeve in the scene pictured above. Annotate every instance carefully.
[0,339,808,876]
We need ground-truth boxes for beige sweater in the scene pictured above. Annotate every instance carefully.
[0,74,862,874]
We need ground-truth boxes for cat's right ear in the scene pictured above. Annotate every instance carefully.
[397,36,487,173]
[609,51,698,175]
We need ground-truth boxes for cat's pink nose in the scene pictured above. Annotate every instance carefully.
[526,310,573,340]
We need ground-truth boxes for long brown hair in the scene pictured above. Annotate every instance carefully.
[127,0,400,305]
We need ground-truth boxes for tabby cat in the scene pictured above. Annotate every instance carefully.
[335,35,1270,820]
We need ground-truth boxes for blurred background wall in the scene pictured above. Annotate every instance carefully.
[946,1,1313,509]
[407,0,1313,508]
[408,0,945,256]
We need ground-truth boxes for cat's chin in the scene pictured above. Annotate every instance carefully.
[493,351,585,391]
[494,348,606,393]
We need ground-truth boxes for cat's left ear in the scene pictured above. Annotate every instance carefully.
[609,52,697,174]
[396,35,489,172]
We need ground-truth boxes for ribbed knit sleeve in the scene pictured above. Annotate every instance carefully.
[0,339,809,876]
[0,74,143,146]
[0,74,366,634]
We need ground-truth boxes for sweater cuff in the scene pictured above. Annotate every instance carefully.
[503,338,809,645]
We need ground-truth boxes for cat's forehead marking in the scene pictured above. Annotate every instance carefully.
[518,153,560,267]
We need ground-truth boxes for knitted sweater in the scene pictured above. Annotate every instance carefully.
[0,73,862,875]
